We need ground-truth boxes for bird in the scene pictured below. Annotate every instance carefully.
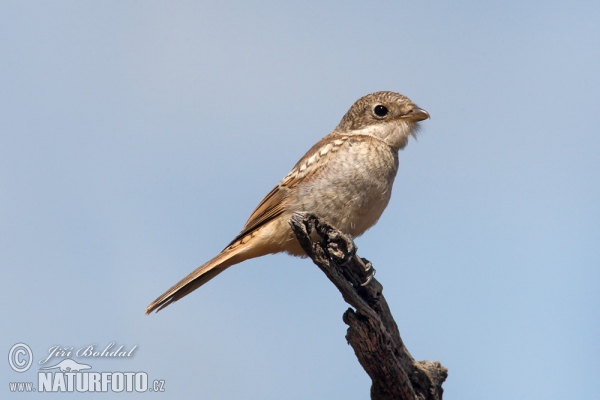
[146,91,429,314]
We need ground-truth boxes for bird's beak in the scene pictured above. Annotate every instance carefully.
[402,106,430,122]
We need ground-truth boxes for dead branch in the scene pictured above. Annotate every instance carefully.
[289,212,447,400]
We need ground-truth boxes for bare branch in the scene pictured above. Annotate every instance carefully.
[289,212,447,400]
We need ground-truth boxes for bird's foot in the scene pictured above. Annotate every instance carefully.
[359,258,376,286]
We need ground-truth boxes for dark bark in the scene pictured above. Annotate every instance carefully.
[289,212,447,400]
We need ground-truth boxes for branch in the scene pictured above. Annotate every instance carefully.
[289,212,447,400]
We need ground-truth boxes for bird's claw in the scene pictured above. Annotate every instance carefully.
[360,259,375,286]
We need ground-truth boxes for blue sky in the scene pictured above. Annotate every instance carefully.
[1,1,599,399]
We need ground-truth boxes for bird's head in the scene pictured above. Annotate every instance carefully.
[335,91,429,151]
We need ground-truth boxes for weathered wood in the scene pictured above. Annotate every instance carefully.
[289,212,447,400]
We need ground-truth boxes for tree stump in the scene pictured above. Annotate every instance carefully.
[289,212,447,400]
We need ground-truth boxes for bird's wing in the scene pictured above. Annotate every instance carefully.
[225,134,350,248]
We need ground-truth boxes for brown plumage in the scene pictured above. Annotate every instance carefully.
[146,91,429,314]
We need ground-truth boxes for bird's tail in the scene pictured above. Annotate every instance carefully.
[146,231,270,314]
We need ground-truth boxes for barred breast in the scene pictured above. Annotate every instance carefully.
[293,135,399,238]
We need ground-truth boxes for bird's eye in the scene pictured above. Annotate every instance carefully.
[374,105,388,117]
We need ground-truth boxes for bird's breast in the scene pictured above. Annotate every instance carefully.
[292,136,399,238]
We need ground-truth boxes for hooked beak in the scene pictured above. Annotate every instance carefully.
[402,106,430,122]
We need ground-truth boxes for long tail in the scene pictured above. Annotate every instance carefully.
[146,231,270,314]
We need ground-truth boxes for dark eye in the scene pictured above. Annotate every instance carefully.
[374,105,388,117]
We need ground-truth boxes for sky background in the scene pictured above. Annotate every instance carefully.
[1,1,599,399]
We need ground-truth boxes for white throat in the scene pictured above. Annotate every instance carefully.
[350,121,414,151]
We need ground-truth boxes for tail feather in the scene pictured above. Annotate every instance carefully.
[145,255,228,314]
[146,229,274,314]
[146,220,283,315]
[146,236,262,315]
[145,251,232,314]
